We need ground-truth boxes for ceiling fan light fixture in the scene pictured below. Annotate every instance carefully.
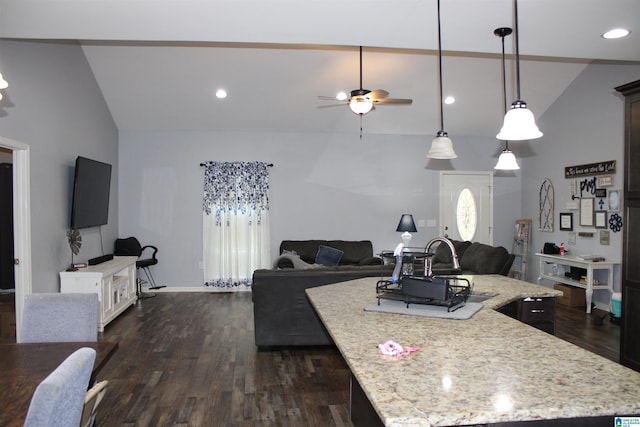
[494,148,520,170]
[496,101,543,140]
[349,96,373,115]
[0,73,8,90]
[427,131,458,159]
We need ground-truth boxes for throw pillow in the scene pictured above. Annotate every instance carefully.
[315,245,344,266]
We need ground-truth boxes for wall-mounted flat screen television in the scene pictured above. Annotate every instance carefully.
[70,156,112,229]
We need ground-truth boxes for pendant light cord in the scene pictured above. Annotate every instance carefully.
[437,0,444,132]
[500,31,510,150]
[514,0,521,101]
[359,46,364,90]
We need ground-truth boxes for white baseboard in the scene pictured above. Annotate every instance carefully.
[148,286,251,293]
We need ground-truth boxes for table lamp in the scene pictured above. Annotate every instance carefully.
[396,214,417,248]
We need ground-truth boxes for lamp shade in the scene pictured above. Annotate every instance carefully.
[396,214,417,232]
[496,102,543,141]
[494,149,520,170]
[427,132,458,159]
[349,96,373,115]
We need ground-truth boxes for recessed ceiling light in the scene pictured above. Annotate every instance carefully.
[602,28,630,39]
[215,89,227,99]
[336,91,348,101]
[444,96,455,105]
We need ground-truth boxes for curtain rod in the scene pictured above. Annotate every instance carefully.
[199,162,273,167]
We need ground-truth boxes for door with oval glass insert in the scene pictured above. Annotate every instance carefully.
[439,172,493,245]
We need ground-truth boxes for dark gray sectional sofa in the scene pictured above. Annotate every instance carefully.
[252,239,514,348]
[252,240,388,348]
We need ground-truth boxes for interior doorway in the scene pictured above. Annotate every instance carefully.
[439,171,493,245]
[0,136,32,341]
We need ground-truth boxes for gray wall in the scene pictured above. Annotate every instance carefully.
[523,62,640,306]
[118,130,521,287]
[0,39,119,292]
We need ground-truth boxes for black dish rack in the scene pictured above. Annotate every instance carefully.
[376,276,472,312]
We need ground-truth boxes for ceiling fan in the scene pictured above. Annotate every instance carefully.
[318,46,413,116]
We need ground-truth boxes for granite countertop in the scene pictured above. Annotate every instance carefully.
[306,274,640,426]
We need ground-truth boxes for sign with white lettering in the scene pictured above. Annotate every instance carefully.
[565,160,616,178]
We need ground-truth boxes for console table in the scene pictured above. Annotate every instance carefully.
[60,256,137,331]
[535,253,619,314]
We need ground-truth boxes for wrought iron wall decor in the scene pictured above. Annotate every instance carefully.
[539,178,554,232]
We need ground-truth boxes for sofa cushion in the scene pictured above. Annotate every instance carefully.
[460,242,510,274]
[280,240,327,264]
[315,245,344,266]
[326,240,374,265]
[431,240,471,264]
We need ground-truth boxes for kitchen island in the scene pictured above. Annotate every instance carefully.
[306,275,640,426]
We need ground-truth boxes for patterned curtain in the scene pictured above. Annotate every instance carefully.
[202,161,271,290]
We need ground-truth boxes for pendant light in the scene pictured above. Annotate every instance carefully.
[494,27,520,171]
[496,0,542,141]
[427,0,457,159]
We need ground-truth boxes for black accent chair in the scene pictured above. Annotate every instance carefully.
[114,237,165,298]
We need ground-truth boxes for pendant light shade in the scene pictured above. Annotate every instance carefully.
[427,0,457,159]
[428,131,457,159]
[496,101,543,140]
[495,149,520,170]
[496,0,542,141]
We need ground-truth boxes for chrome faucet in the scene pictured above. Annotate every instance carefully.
[424,236,460,277]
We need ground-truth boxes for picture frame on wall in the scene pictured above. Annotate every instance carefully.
[595,210,608,229]
[580,197,594,227]
[559,212,573,231]
[609,189,620,211]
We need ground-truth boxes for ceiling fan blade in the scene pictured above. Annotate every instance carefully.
[373,98,413,105]
[317,95,341,101]
[318,103,348,109]
[368,89,390,99]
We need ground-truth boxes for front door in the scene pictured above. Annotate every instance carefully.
[439,171,493,245]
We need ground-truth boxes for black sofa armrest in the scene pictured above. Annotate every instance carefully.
[358,256,382,266]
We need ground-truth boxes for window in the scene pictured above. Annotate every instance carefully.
[456,188,477,241]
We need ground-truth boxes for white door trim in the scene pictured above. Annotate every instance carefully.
[0,136,32,340]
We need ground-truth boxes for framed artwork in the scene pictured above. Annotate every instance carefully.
[600,230,610,245]
[609,189,620,211]
[580,197,594,227]
[559,212,573,231]
[595,210,608,229]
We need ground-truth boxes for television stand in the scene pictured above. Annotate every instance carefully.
[60,256,137,331]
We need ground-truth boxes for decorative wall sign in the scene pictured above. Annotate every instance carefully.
[565,160,616,178]
[609,212,623,232]
[539,178,554,232]
[578,232,594,237]
[598,176,613,187]
[579,177,597,197]
[595,210,608,229]
[559,212,573,231]
[568,232,576,245]
[580,197,594,227]
[595,188,607,198]
[600,230,610,245]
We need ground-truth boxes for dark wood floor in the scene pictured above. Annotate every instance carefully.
[94,293,620,427]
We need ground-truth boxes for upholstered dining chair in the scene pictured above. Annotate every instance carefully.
[19,293,98,343]
[23,347,97,427]
[80,380,109,427]
[114,236,165,298]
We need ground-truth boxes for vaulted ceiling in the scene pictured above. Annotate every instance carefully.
[1,0,639,137]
